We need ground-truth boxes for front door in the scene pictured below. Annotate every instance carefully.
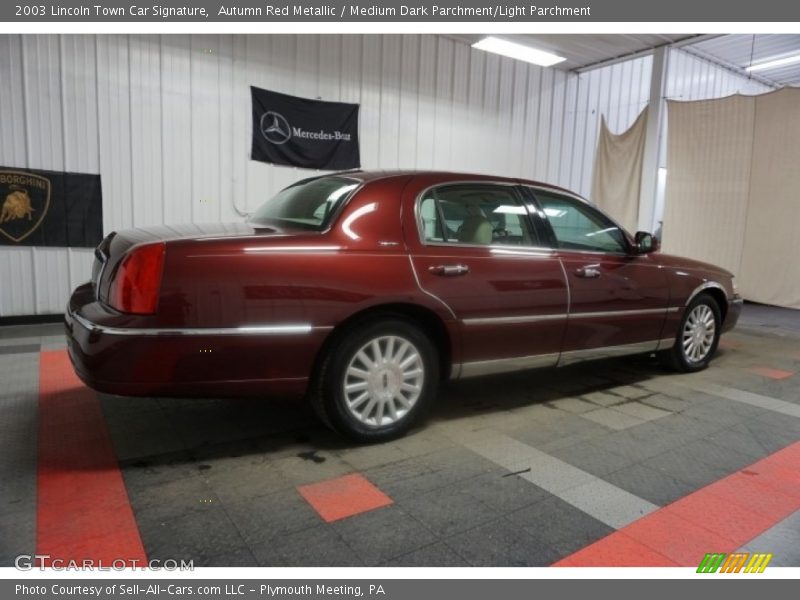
[528,187,671,364]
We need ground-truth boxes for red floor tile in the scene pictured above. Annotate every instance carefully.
[553,533,678,567]
[556,441,800,567]
[38,350,146,566]
[298,473,393,523]
[748,366,794,380]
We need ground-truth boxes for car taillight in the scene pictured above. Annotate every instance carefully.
[107,242,166,314]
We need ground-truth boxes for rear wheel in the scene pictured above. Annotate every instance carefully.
[311,317,439,442]
[660,293,721,372]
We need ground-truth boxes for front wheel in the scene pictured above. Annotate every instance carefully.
[660,294,721,372]
[312,318,439,442]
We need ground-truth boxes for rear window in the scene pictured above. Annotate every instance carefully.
[249,176,360,230]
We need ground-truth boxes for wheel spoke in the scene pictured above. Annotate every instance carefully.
[345,381,369,393]
[348,391,369,410]
[386,397,398,421]
[371,339,383,363]
[385,336,395,363]
[393,390,411,408]
[375,399,385,425]
[347,366,370,380]
[394,340,410,362]
[356,350,373,368]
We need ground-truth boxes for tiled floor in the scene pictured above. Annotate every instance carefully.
[0,304,798,567]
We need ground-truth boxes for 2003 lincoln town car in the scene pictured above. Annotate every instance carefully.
[66,171,742,441]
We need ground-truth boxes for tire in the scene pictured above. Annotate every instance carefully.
[311,317,439,443]
[659,293,722,372]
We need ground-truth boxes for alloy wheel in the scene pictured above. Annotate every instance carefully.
[682,304,716,363]
[342,335,425,428]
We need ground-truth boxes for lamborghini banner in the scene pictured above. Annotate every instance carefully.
[250,86,361,170]
[0,166,103,248]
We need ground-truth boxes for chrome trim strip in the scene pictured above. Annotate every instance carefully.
[71,311,317,337]
[456,336,671,378]
[458,352,560,378]
[655,337,676,351]
[463,314,567,326]
[557,339,662,367]
[685,281,726,306]
[570,307,680,319]
[461,306,679,326]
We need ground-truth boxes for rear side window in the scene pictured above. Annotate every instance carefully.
[418,184,538,247]
[249,176,360,230]
[534,190,628,253]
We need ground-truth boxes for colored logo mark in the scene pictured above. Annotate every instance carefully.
[697,552,773,573]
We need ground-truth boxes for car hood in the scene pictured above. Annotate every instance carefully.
[656,252,734,278]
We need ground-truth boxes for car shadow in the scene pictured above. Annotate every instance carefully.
[99,351,682,472]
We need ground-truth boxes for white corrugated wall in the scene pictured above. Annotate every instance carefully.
[0,34,592,317]
[0,35,772,317]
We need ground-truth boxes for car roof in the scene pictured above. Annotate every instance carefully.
[331,169,579,197]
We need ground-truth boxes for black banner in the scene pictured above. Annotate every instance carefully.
[0,166,103,248]
[251,86,360,170]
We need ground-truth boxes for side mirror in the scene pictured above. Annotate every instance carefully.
[634,231,660,254]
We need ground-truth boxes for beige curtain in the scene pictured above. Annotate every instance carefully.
[591,107,648,232]
[662,88,800,310]
[739,89,800,308]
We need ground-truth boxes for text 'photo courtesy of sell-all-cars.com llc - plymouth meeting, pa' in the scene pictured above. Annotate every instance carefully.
[65,170,742,442]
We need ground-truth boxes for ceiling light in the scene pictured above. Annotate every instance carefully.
[746,52,800,72]
[472,37,566,68]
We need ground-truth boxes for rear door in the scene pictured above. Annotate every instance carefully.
[526,187,671,364]
[402,176,569,376]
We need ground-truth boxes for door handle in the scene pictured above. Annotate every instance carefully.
[575,266,601,278]
[429,264,470,276]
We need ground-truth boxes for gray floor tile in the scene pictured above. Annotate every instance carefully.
[331,504,437,566]
[580,407,646,430]
[548,440,638,477]
[398,486,497,537]
[385,542,469,567]
[251,524,363,567]
[445,517,562,566]
[222,489,323,545]
[641,447,732,489]
[507,495,614,550]
[602,463,696,506]
[457,470,550,513]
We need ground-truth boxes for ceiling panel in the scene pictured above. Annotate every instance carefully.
[446,34,696,71]
[687,35,800,86]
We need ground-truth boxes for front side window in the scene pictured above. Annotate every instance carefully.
[534,190,628,253]
[419,184,537,247]
[249,176,360,230]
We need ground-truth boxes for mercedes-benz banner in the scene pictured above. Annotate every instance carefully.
[251,86,360,170]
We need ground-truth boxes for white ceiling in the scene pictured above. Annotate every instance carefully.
[687,35,800,87]
[449,34,800,87]
[447,34,699,71]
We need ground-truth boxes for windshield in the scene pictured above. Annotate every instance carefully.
[248,176,360,230]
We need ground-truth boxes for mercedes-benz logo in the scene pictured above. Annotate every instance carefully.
[260,111,292,145]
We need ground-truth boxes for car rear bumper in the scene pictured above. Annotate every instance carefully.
[65,285,322,399]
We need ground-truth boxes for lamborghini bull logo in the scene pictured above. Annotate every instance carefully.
[1,187,35,223]
[0,170,50,243]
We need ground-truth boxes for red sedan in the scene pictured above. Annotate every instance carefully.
[66,171,742,441]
